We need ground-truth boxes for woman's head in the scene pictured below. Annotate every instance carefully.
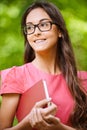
[25,7,61,54]
[21,1,72,64]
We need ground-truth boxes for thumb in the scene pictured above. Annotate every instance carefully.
[34,98,51,108]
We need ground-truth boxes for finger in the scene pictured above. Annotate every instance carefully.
[36,108,43,122]
[32,108,45,126]
[44,115,60,125]
[33,108,49,129]
[32,108,37,127]
[35,98,51,108]
[28,108,36,127]
[43,102,57,116]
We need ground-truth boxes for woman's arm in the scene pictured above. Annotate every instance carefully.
[3,116,32,130]
[0,94,32,130]
[0,95,54,130]
[0,94,20,129]
[0,95,77,130]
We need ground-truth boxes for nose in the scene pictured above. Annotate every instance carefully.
[34,26,41,35]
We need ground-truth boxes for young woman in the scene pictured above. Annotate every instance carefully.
[0,1,87,130]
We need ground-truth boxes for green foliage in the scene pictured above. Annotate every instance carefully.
[0,0,87,126]
[13,117,18,126]
[0,0,87,71]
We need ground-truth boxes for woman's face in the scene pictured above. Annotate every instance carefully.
[26,8,60,53]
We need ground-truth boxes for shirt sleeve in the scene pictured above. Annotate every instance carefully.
[0,66,25,95]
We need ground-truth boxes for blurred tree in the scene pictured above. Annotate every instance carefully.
[0,0,87,70]
[0,0,87,126]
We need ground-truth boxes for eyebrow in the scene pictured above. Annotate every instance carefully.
[26,18,51,25]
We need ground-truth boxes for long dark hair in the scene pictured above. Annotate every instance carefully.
[21,1,87,129]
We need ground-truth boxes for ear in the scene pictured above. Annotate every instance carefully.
[58,29,62,38]
[59,33,62,38]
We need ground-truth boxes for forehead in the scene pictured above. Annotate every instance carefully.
[26,8,51,23]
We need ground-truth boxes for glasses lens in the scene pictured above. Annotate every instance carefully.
[39,22,51,31]
[24,24,34,34]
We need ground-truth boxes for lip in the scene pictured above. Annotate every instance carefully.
[34,39,46,44]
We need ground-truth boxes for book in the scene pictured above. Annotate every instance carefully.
[16,79,49,122]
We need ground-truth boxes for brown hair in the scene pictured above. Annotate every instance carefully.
[21,1,87,129]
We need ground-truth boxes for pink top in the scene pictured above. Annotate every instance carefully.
[0,63,87,126]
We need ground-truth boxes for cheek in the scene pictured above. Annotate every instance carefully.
[47,26,59,37]
[27,36,32,44]
[51,29,59,41]
[48,30,59,42]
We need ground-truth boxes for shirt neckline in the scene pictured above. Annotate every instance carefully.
[27,62,62,77]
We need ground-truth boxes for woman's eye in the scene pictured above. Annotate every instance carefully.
[27,26,33,30]
[41,22,48,27]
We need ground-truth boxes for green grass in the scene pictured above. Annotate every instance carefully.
[13,117,18,126]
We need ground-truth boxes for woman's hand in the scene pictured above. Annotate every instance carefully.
[43,115,76,130]
[27,98,58,129]
[43,115,61,130]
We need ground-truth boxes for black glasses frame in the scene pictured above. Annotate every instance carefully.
[23,21,57,35]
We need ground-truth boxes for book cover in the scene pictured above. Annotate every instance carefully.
[16,79,49,122]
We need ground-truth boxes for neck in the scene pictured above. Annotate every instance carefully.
[32,50,61,75]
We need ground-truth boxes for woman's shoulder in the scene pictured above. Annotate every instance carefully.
[0,63,31,94]
[1,63,31,80]
[78,70,87,79]
[1,66,21,82]
[78,70,87,93]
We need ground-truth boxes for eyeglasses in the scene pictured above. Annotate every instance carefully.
[23,21,57,35]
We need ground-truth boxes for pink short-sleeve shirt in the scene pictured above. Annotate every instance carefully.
[0,63,87,125]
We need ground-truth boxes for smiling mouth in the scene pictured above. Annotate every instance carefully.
[34,39,46,44]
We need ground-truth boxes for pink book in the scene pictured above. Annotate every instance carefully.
[16,80,49,122]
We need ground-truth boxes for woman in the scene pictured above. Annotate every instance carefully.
[0,1,87,130]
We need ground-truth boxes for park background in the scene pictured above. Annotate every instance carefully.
[0,0,87,126]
